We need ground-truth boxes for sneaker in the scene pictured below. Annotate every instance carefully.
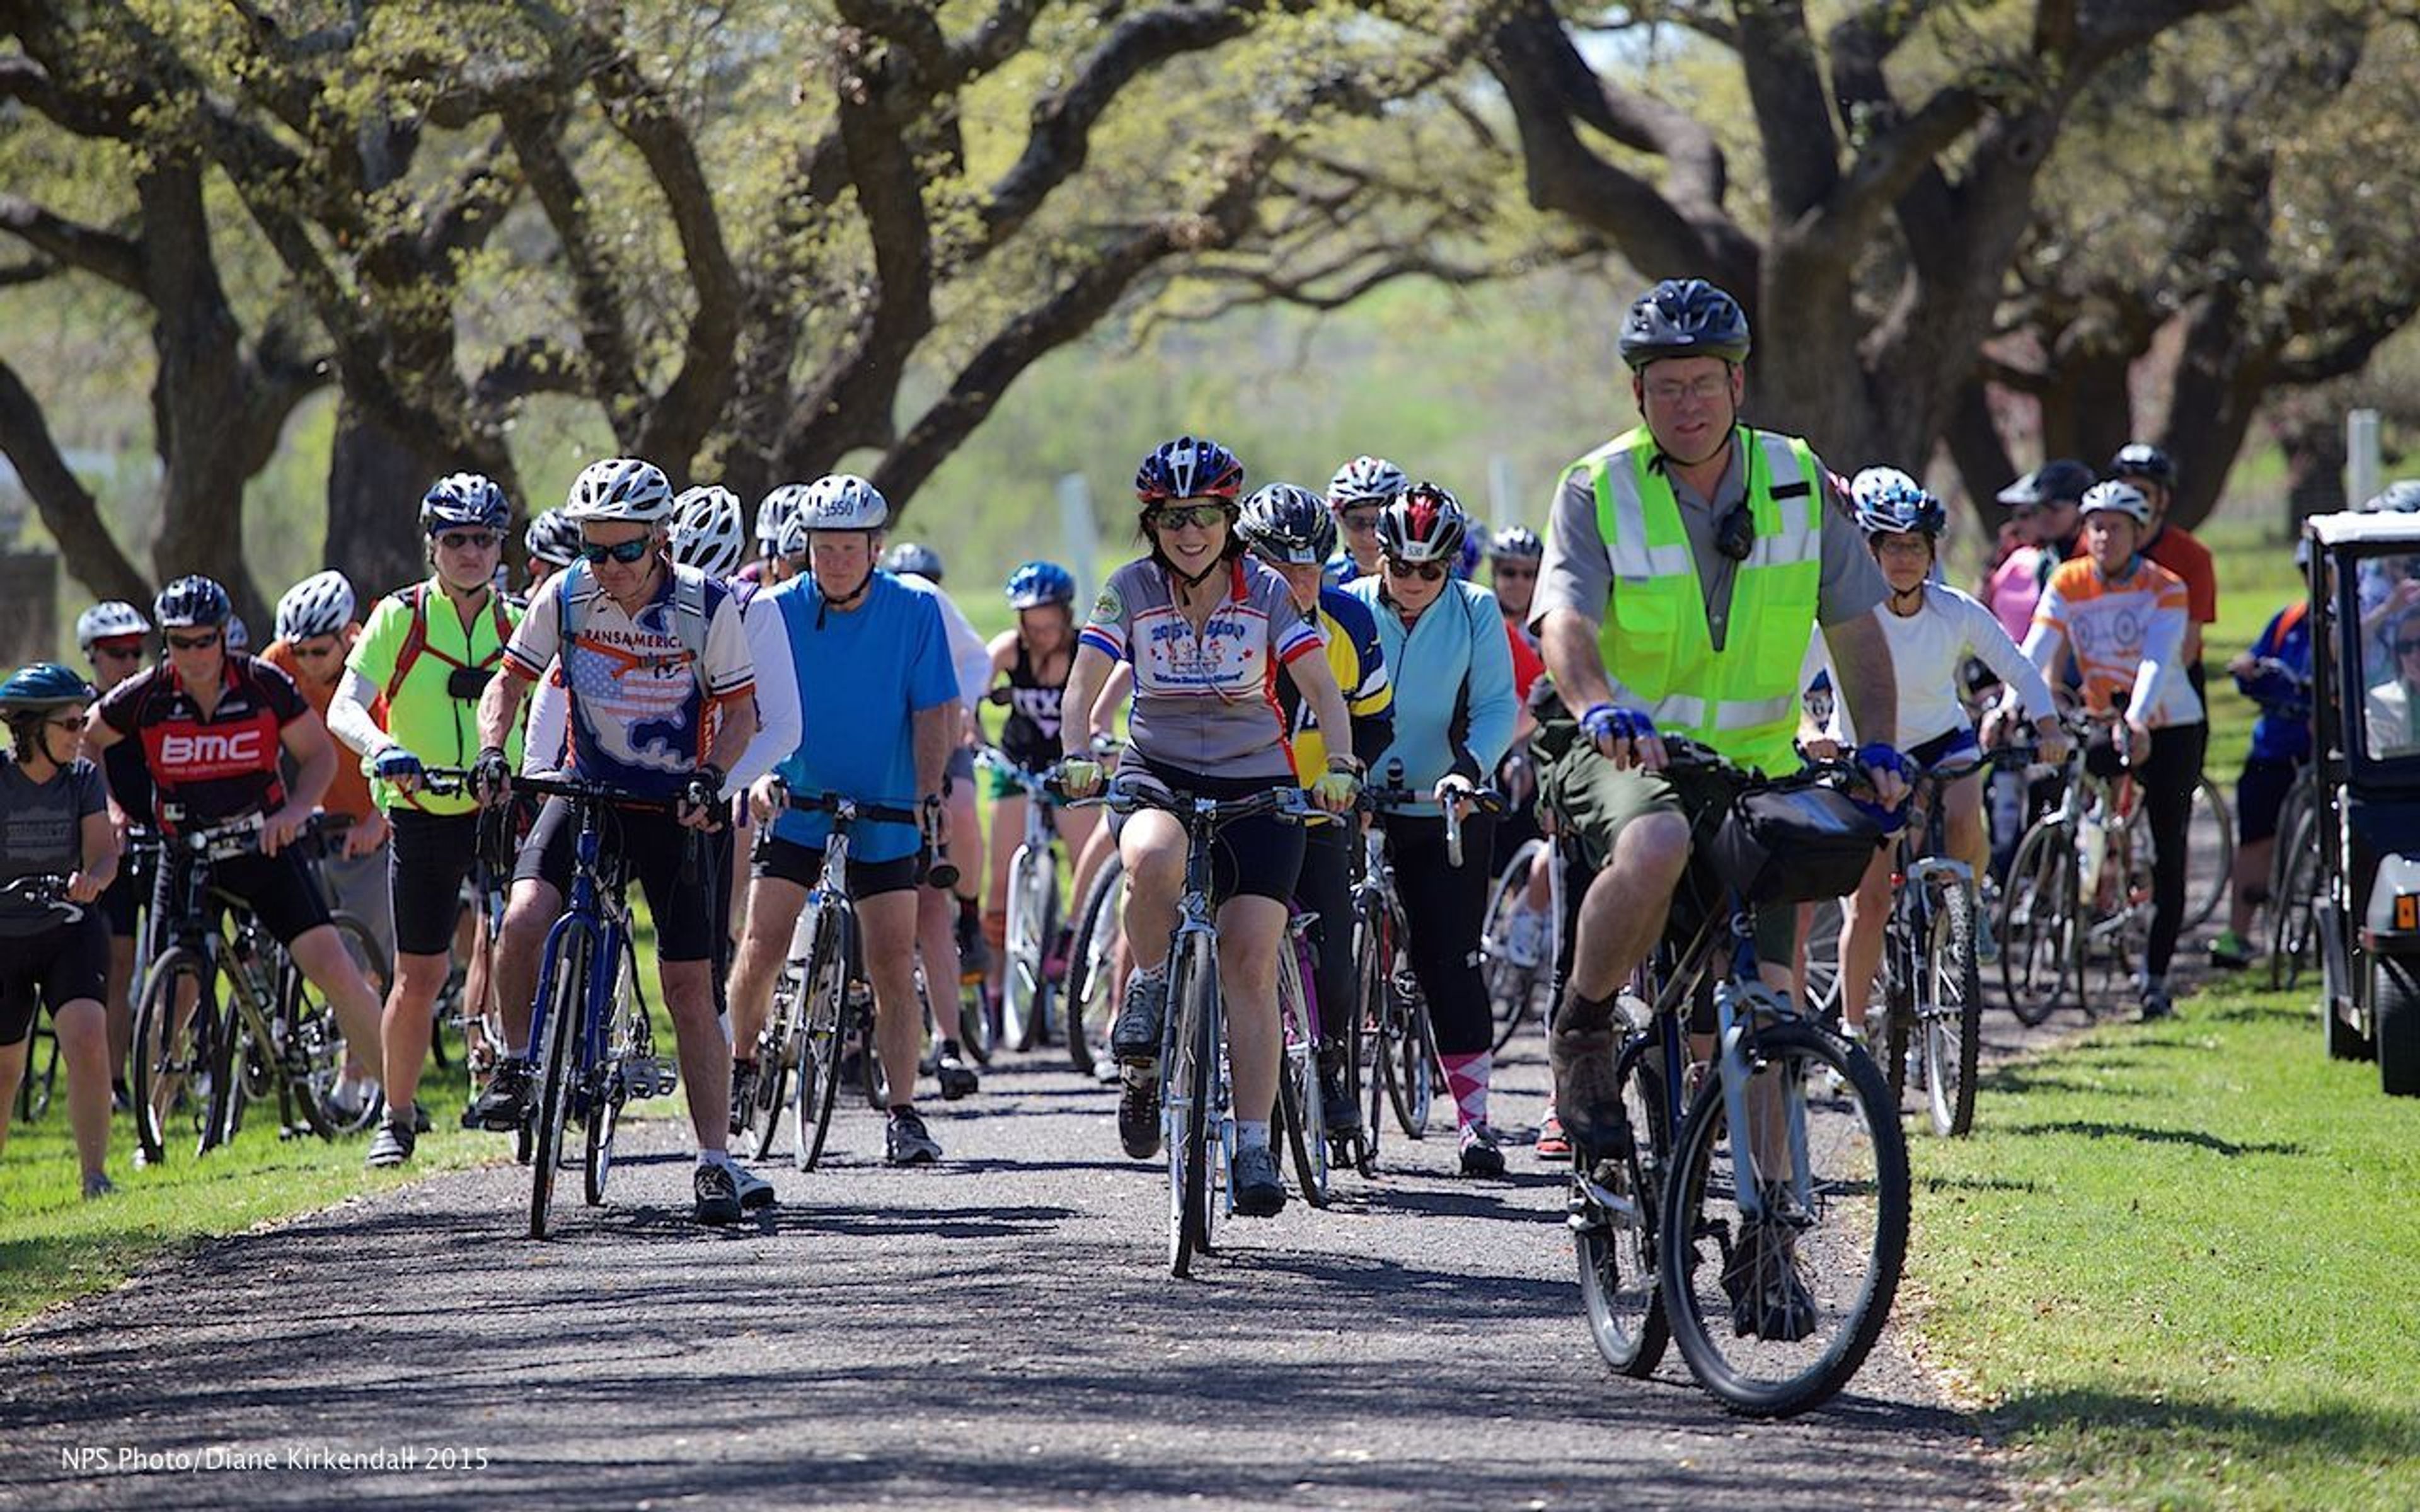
[323,1078,372,1125]
[1501,905,1546,970]
[1117,1066,1161,1160]
[468,1057,533,1131]
[728,1060,758,1135]
[694,1162,743,1225]
[1535,1104,1570,1160]
[1547,1020,1622,1150]
[2207,929,2254,970]
[111,1077,130,1113]
[2139,984,2175,1022]
[1721,1217,1818,1343]
[1232,1143,1288,1217]
[732,1164,776,1211]
[885,1106,942,1166]
[955,912,993,978]
[365,1119,417,1169]
[1458,1123,1507,1178]
[81,1172,117,1200]
[1110,970,1167,1064]
[1317,1055,1361,1137]
[935,1042,979,1101]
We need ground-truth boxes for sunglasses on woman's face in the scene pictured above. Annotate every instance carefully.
[1384,557,1446,583]
[437,530,500,552]
[579,537,654,564]
[165,631,221,651]
[1151,505,1233,532]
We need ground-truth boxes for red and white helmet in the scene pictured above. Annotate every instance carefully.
[1376,481,1469,566]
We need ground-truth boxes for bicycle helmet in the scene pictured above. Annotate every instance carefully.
[1135,436,1245,505]
[2365,479,2420,514]
[1238,483,1338,566]
[1376,481,1469,566]
[1850,466,1947,537]
[224,616,251,653]
[562,457,676,525]
[1005,560,1077,609]
[2078,479,2152,527]
[524,508,582,568]
[783,474,889,542]
[1452,531,1482,581]
[882,541,945,583]
[756,483,808,551]
[1487,525,1544,563]
[1326,454,1407,509]
[275,570,356,643]
[1617,278,1751,370]
[0,662,96,713]
[75,600,151,652]
[2107,442,2176,491]
[154,575,233,630]
[420,472,510,534]
[671,485,747,578]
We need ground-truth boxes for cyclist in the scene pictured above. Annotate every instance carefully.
[1981,493,2048,642]
[2210,595,2313,968]
[1234,484,1394,1143]
[0,663,121,1196]
[723,476,962,1164]
[76,599,156,1099]
[1999,459,2093,580]
[524,508,580,592]
[1482,525,1553,955]
[1057,436,1361,1218]
[1350,483,1521,1175]
[1533,278,1906,1164]
[328,475,524,1167]
[1325,455,1408,583]
[85,575,389,1123]
[264,571,392,966]
[2018,479,2205,1020]
[1834,468,2062,1045]
[466,459,763,1224]
[880,539,991,1100]
[751,484,809,587]
[979,560,1105,1001]
[2106,443,2218,700]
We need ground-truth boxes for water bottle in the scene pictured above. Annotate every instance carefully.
[2078,811,2108,905]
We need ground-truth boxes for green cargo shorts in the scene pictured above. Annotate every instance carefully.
[1534,716,1799,965]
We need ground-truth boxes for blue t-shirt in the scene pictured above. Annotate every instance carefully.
[2244,602,2313,765]
[769,571,959,863]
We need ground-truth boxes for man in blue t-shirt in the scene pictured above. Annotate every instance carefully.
[723,474,963,1166]
[2211,599,2315,968]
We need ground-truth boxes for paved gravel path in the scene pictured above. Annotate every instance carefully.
[2,1045,2005,1511]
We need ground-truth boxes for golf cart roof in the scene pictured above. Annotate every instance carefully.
[2306,512,2420,549]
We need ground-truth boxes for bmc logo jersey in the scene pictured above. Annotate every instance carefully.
[97,655,308,831]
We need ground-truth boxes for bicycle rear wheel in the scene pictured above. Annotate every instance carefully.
[14,1024,57,1121]
[527,931,591,1239]
[1923,876,1983,1138]
[1482,839,1551,1053]
[1276,936,1328,1207]
[132,946,218,1165]
[1383,974,1438,1140]
[1168,934,1219,1278]
[798,907,858,1173]
[1575,1033,1669,1377]
[1999,820,2075,1026]
[1064,854,1124,1077]
[1351,916,1385,1172]
[1659,1019,1909,1418]
[2269,796,2322,992]
[585,953,641,1206]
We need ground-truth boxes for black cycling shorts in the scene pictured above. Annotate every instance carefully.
[97,848,149,940]
[2235,755,2303,846]
[1,910,110,1046]
[1126,756,1306,907]
[154,847,333,949]
[513,798,720,964]
[751,833,920,900]
[388,808,483,958]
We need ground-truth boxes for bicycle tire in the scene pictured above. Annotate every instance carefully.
[132,946,217,1166]
[1482,839,1550,1053]
[1384,966,1438,1140]
[957,973,998,1067]
[15,1024,58,1121]
[1574,1033,1669,1377]
[800,907,857,1173]
[1877,915,1912,1111]
[749,963,802,1163]
[2269,795,2322,992]
[289,912,389,1138]
[1999,820,2075,1026]
[2182,774,2233,932]
[202,956,247,1156]
[1277,938,1329,1207]
[1003,842,1054,1052]
[1169,932,1218,1278]
[1660,1019,1910,1418]
[1063,853,1124,1077]
[585,955,640,1207]
[1351,914,1385,1172]
[1924,874,1983,1138]
[527,929,591,1240]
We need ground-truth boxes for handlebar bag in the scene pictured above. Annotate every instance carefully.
[1708,779,1890,905]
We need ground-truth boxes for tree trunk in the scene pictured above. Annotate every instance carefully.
[326,396,451,600]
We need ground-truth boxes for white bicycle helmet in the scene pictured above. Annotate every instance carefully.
[1327,454,1408,509]
[563,457,676,525]
[275,570,357,643]
[672,486,747,578]
[2078,479,2152,527]
[788,474,889,539]
[756,483,808,553]
[76,600,151,652]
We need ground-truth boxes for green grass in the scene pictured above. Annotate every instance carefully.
[1906,977,2420,1510]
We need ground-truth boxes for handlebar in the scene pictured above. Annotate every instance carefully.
[1360,777,1507,869]
[0,873,83,922]
[1061,773,1334,832]
[765,786,955,890]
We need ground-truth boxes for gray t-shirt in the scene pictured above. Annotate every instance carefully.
[1078,556,1322,781]
[1534,430,1887,648]
[0,755,107,937]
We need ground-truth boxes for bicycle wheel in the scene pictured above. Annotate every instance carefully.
[1999,820,2075,1026]
[15,1024,57,1121]
[2269,796,2323,992]
[1482,839,1551,1053]
[1383,970,1438,1140]
[1276,938,1329,1207]
[585,956,640,1206]
[2184,774,2233,932]
[1574,1033,1669,1377]
[957,973,998,1066]
[132,946,218,1165]
[747,965,801,1163]
[1064,854,1124,1077]
[1874,917,1911,1111]
[1003,842,1054,1052]
[798,907,858,1173]
[1659,1019,1910,1418]
[285,912,389,1138]
[1352,915,1386,1172]
[1922,874,1983,1138]
[527,929,591,1240]
[1168,932,1219,1278]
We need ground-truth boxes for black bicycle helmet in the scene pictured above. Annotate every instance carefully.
[1237,483,1338,566]
[154,575,233,630]
[1135,436,1245,506]
[1617,278,1751,370]
[2107,442,2176,491]
[420,472,510,534]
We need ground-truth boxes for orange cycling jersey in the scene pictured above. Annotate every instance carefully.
[2024,556,2205,728]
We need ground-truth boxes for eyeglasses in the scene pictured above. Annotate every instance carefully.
[1150,505,1234,532]
[92,643,145,662]
[437,530,500,552]
[291,639,344,661]
[43,714,84,733]
[1492,564,1536,581]
[1339,510,1383,536]
[1643,374,1731,408]
[1383,557,1446,583]
[579,537,655,564]
[165,631,221,651]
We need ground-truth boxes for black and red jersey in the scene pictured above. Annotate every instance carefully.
[97,655,308,832]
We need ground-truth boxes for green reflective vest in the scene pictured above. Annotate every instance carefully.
[1567,425,1823,774]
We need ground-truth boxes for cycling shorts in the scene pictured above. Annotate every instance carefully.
[513,799,720,964]
[0,909,109,1046]
[751,834,920,901]
[389,808,483,958]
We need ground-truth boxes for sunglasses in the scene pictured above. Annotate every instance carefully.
[579,537,655,564]
[1492,564,1536,580]
[92,642,146,662]
[1339,510,1383,534]
[43,714,84,733]
[165,631,221,651]
[437,530,500,552]
[1383,558,1446,583]
[1150,505,1234,532]
[292,639,345,661]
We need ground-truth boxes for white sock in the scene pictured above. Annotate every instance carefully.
[1236,1120,1270,1152]
[697,1149,734,1172]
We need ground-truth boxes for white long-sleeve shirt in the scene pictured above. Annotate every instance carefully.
[1877,583,2059,747]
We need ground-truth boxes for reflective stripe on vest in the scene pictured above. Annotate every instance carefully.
[1575,425,1823,773]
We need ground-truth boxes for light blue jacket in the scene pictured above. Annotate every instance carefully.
[1348,577,1518,813]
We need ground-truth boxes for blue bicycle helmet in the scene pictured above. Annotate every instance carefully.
[1850,466,1947,537]
[1006,561,1077,609]
[420,472,510,534]
[0,662,97,712]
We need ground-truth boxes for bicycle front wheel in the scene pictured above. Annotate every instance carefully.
[1276,937,1328,1208]
[797,907,858,1174]
[1659,1020,1910,1418]
[1999,820,2075,1026]
[132,946,218,1165]
[1923,876,1983,1138]
[527,930,591,1239]
[1168,934,1219,1278]
[1482,839,1551,1053]
[1575,1034,1669,1377]
[1064,854,1124,1077]
[1003,842,1054,1052]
